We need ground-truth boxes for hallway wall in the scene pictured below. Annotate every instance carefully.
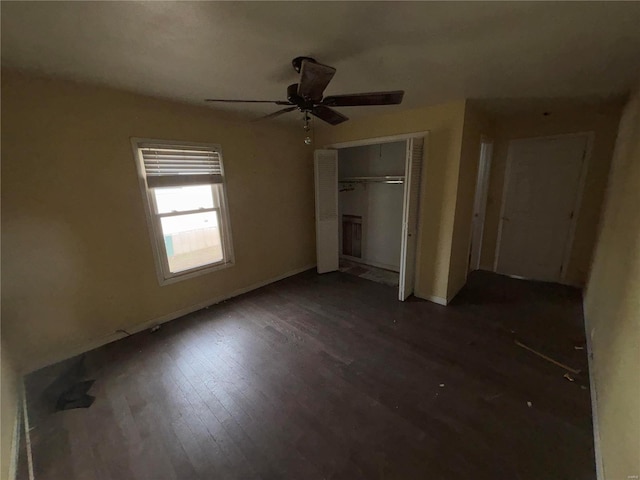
[584,84,640,480]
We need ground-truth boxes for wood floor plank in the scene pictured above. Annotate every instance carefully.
[176,323,325,479]
[24,270,596,480]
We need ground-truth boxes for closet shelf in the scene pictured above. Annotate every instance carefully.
[338,176,405,184]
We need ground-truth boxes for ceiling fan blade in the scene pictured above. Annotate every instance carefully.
[321,90,404,107]
[298,59,336,102]
[311,105,348,125]
[205,99,292,105]
[252,106,297,121]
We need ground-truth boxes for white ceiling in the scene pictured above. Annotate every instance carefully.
[2,1,640,121]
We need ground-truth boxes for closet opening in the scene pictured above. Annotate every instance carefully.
[337,141,406,287]
[314,132,427,301]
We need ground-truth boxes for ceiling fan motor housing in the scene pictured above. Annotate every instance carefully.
[287,83,313,111]
[292,56,316,73]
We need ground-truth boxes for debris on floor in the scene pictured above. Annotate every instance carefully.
[515,339,581,374]
[527,401,533,408]
[56,380,95,411]
[38,356,97,412]
[563,372,576,382]
[339,259,399,287]
[483,392,504,402]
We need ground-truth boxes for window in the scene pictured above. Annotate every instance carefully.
[132,139,234,284]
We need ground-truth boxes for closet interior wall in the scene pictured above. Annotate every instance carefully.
[338,141,406,272]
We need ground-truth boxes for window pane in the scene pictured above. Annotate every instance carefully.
[153,185,215,214]
[160,211,223,273]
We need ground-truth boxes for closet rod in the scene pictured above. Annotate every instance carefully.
[338,175,405,184]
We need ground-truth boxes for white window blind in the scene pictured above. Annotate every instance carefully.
[139,143,224,188]
[132,138,235,285]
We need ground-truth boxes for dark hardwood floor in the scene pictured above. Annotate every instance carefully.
[25,270,596,480]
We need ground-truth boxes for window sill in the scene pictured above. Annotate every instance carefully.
[158,260,235,286]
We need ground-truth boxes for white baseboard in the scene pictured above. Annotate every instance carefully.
[414,278,466,307]
[584,298,605,480]
[21,380,35,480]
[446,282,465,304]
[8,391,21,480]
[27,264,316,373]
[494,270,584,288]
[417,294,448,306]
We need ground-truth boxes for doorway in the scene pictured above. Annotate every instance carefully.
[469,137,493,271]
[494,133,590,283]
[337,141,406,287]
[313,132,427,300]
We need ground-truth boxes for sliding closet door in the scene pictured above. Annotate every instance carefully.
[314,149,339,273]
[399,137,425,300]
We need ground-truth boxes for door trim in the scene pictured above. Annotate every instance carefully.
[399,136,425,300]
[323,131,429,149]
[560,133,593,282]
[314,149,340,274]
[493,132,594,283]
[469,136,493,271]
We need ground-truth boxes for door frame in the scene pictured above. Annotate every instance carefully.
[314,149,340,274]
[398,136,425,300]
[493,131,594,283]
[323,131,430,150]
[469,136,493,271]
[324,131,429,300]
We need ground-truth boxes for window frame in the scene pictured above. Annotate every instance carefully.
[131,138,235,286]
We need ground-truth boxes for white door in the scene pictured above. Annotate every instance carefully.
[495,135,588,282]
[314,149,339,274]
[399,137,425,300]
[469,140,493,271]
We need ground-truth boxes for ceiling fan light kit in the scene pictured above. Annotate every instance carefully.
[205,56,405,143]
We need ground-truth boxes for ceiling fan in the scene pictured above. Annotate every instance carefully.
[205,56,404,126]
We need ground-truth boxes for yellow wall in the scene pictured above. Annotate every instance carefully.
[447,103,494,299]
[1,71,316,372]
[584,85,640,480]
[0,342,18,480]
[316,101,467,302]
[480,104,622,285]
